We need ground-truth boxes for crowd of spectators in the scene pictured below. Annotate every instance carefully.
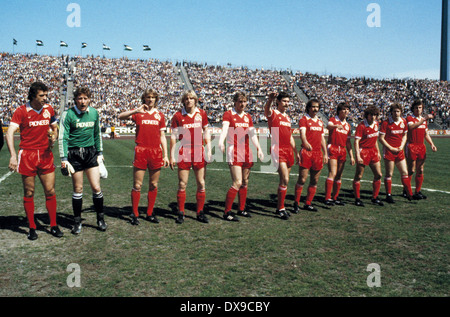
[71,55,184,128]
[295,72,450,129]
[0,53,63,125]
[184,62,305,125]
[1,52,449,131]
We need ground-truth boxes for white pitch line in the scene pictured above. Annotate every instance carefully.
[0,171,14,184]
[104,165,450,195]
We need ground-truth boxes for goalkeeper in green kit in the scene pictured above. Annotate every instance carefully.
[59,87,107,234]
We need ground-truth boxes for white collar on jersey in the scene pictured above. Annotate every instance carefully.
[334,115,347,124]
[363,118,377,128]
[26,102,49,114]
[274,108,289,118]
[388,115,403,124]
[181,106,200,117]
[74,105,90,114]
[231,108,246,118]
[305,113,319,121]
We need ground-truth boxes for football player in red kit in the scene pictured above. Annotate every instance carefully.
[405,99,437,199]
[324,102,355,206]
[264,91,297,219]
[170,90,211,224]
[218,92,264,221]
[379,104,413,203]
[118,88,169,225]
[352,105,383,206]
[5,82,63,240]
[294,99,328,212]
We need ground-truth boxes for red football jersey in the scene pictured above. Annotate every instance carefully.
[10,103,57,150]
[170,107,208,148]
[268,109,292,148]
[132,108,166,148]
[223,109,254,147]
[406,115,428,144]
[355,119,379,149]
[380,117,407,148]
[327,116,351,148]
[299,114,324,151]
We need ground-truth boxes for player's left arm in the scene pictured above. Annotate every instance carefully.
[203,125,212,162]
[249,127,264,161]
[425,131,437,152]
[346,137,355,165]
[321,134,328,164]
[94,110,103,160]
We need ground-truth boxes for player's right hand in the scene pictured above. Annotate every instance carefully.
[8,156,18,172]
[61,160,75,177]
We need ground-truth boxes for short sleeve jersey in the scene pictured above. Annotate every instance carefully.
[10,103,57,150]
[327,116,351,148]
[223,109,254,147]
[355,120,379,149]
[268,109,292,148]
[299,114,324,151]
[170,107,208,148]
[380,117,407,148]
[406,115,428,144]
[132,108,166,147]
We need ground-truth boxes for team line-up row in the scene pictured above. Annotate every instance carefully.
[4,82,437,240]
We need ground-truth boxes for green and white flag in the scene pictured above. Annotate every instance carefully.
[60,41,68,47]
[124,45,133,51]
[81,42,88,48]
[102,44,111,50]
[143,45,151,51]
[36,40,44,46]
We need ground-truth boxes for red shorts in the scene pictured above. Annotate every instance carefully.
[17,148,55,177]
[271,145,294,168]
[299,149,323,171]
[133,146,163,170]
[359,147,380,166]
[383,147,405,162]
[177,146,206,171]
[227,144,254,169]
[327,144,347,162]
[406,143,426,161]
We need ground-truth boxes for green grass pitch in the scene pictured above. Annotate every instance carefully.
[0,136,449,297]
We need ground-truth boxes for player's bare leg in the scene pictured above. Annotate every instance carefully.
[37,171,62,237]
[85,166,107,231]
[194,167,208,223]
[369,162,383,206]
[146,168,161,223]
[353,164,365,207]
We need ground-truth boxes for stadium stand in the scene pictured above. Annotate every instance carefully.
[1,52,449,130]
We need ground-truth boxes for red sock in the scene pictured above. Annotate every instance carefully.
[305,185,317,205]
[23,196,36,229]
[325,178,333,200]
[45,194,57,227]
[177,189,186,214]
[332,180,341,200]
[238,186,247,211]
[373,179,381,198]
[196,189,206,214]
[225,186,238,213]
[147,188,158,216]
[131,189,140,217]
[353,181,361,199]
[294,183,303,203]
[277,186,287,210]
[384,177,392,195]
[401,175,412,196]
[415,174,424,193]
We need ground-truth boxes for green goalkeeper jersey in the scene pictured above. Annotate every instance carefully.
[59,106,103,159]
